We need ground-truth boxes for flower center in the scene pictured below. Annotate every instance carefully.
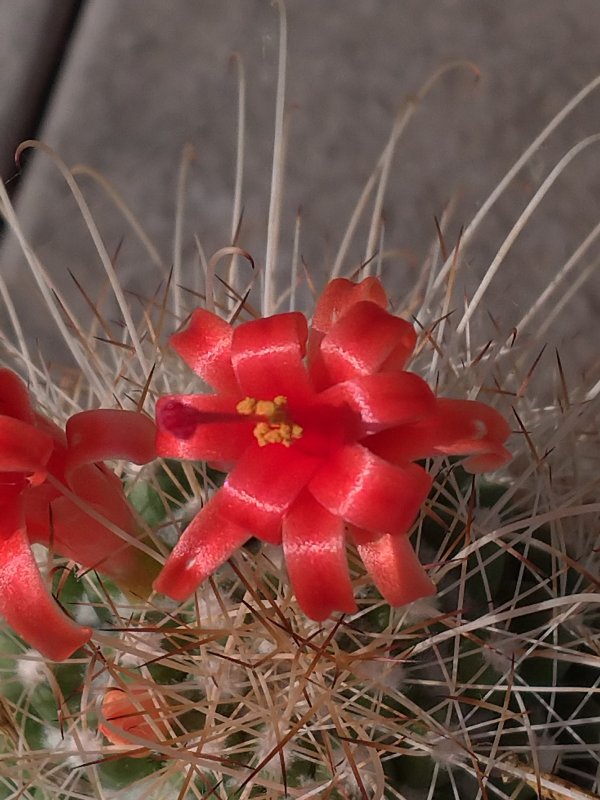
[236,395,303,447]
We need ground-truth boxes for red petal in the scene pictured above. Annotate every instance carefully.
[170,308,239,394]
[41,495,157,596]
[31,417,68,487]
[0,416,53,479]
[310,277,388,339]
[0,476,27,507]
[293,400,360,459]
[0,370,35,423]
[231,312,314,401]
[319,372,436,434]
[64,409,154,516]
[66,410,156,471]
[25,464,157,596]
[153,497,249,600]
[67,464,132,523]
[218,443,320,543]
[367,398,511,473]
[309,444,431,535]
[308,280,388,391]
[317,301,417,387]
[58,411,158,595]
[350,527,435,606]
[0,499,90,660]
[155,395,253,461]
[283,490,356,620]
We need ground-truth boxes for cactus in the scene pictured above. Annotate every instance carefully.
[1,7,600,800]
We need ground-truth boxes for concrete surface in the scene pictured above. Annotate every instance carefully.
[2,0,600,368]
[0,0,79,182]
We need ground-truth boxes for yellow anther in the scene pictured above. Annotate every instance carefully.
[254,421,303,447]
[236,397,257,415]
[237,394,302,447]
[255,399,276,417]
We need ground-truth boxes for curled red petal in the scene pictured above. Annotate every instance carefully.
[156,395,253,461]
[153,497,249,600]
[319,372,436,434]
[317,301,417,387]
[309,444,431,535]
[308,281,391,391]
[218,443,320,543]
[170,308,239,393]
[0,415,53,480]
[435,399,511,472]
[0,370,35,423]
[0,499,91,660]
[283,490,356,620]
[65,410,156,472]
[64,408,155,515]
[350,527,435,606]
[310,277,388,340]
[231,312,314,401]
[367,398,511,473]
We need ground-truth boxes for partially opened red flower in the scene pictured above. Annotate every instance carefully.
[0,369,156,660]
[154,277,511,619]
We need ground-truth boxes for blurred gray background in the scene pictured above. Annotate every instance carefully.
[1,0,600,369]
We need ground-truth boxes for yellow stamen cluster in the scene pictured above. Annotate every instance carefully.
[236,395,303,447]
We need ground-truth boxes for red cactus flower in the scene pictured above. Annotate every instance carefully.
[0,369,156,661]
[154,278,511,620]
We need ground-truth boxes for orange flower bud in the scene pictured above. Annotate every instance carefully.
[99,686,170,755]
